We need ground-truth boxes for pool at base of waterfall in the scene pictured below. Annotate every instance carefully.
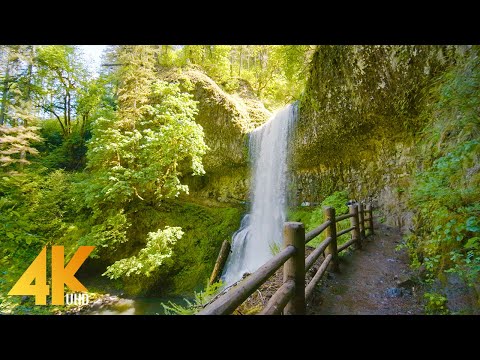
[63,294,192,315]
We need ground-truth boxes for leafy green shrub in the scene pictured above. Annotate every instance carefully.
[320,190,349,215]
[103,227,183,279]
[37,119,90,170]
[304,190,349,231]
[288,190,351,248]
[407,47,480,287]
[424,292,449,315]
[0,169,84,313]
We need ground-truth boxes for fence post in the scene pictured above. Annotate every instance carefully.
[366,203,374,235]
[283,222,305,315]
[349,203,362,249]
[358,202,366,240]
[324,207,339,272]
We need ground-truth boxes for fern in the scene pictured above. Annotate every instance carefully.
[161,280,223,315]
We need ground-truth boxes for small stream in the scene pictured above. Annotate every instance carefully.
[87,295,190,315]
[79,274,194,315]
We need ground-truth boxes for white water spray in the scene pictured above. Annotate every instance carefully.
[221,104,296,286]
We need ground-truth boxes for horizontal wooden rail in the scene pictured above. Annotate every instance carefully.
[305,220,330,244]
[200,201,375,315]
[337,226,355,237]
[197,245,296,315]
[305,236,332,272]
[337,238,356,252]
[335,213,354,222]
[305,254,333,300]
[259,280,295,315]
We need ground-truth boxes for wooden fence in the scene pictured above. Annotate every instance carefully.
[197,202,374,315]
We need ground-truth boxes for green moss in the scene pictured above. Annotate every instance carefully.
[406,47,480,287]
[288,191,352,248]
[291,46,461,205]
[295,45,457,170]
[161,68,269,174]
[113,200,244,296]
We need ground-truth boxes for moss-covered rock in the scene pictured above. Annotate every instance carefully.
[290,45,463,226]
[294,45,459,171]
[161,68,270,203]
[83,200,244,296]
[163,68,269,171]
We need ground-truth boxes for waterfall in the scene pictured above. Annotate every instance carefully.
[221,104,296,287]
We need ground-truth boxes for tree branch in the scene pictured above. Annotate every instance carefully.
[39,104,65,134]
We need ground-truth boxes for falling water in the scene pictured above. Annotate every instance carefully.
[221,104,296,287]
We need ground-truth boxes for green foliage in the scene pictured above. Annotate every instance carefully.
[86,80,207,209]
[36,119,90,170]
[1,45,225,309]
[179,46,232,86]
[269,242,281,256]
[35,46,90,137]
[319,190,349,215]
[103,227,183,279]
[0,169,84,313]
[424,292,449,315]
[154,201,242,295]
[161,280,223,315]
[407,47,480,287]
[0,169,77,252]
[81,75,209,279]
[0,125,42,168]
[1,44,317,312]
[169,45,314,110]
[77,209,129,251]
[288,190,351,248]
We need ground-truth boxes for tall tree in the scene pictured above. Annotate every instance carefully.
[34,45,88,137]
[116,45,157,130]
[0,46,42,170]
[82,45,208,252]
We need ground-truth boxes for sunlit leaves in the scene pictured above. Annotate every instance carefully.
[103,226,183,279]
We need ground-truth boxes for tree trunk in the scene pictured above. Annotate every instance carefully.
[80,114,87,139]
[67,90,71,134]
[23,45,34,127]
[0,59,10,125]
[238,46,243,77]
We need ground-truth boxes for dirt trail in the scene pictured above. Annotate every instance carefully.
[306,224,424,315]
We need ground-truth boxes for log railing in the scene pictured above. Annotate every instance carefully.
[197,202,374,315]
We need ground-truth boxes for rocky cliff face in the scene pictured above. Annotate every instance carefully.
[291,45,462,231]
[163,68,270,203]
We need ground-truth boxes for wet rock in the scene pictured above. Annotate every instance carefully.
[386,287,403,298]
[91,299,103,310]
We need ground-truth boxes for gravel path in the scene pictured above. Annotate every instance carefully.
[307,223,424,315]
